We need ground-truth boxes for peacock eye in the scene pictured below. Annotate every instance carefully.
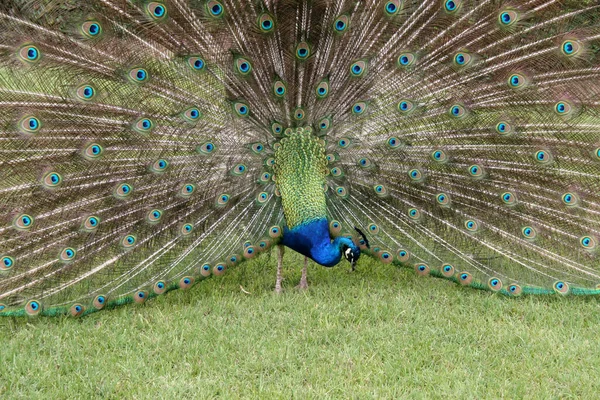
[207,1,224,17]
[82,21,102,38]
[19,45,41,63]
[129,68,148,82]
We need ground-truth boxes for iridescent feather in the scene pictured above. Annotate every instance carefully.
[1,0,600,316]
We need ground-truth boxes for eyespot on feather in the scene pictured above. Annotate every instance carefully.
[488,278,503,291]
[200,264,212,277]
[553,281,569,295]
[180,223,194,236]
[495,121,513,136]
[215,193,231,207]
[244,246,256,259]
[271,122,283,135]
[521,226,537,240]
[350,60,368,77]
[60,247,77,262]
[316,80,329,99]
[213,263,226,276]
[468,164,484,179]
[76,85,96,101]
[554,101,573,116]
[147,209,163,223]
[14,214,34,230]
[234,57,252,75]
[580,236,597,251]
[19,45,40,63]
[407,208,421,221]
[134,118,154,133]
[0,256,15,271]
[374,184,387,196]
[93,295,107,310]
[329,220,342,235]
[397,52,415,67]
[19,116,41,134]
[464,219,479,232]
[70,304,85,317]
[269,226,282,238]
[508,284,522,296]
[408,168,423,182]
[154,280,167,294]
[397,249,410,263]
[129,67,148,82]
[561,192,579,207]
[258,13,275,32]
[444,0,462,13]
[25,300,42,316]
[384,0,402,16]
[534,150,553,164]
[453,52,472,67]
[431,149,448,163]
[122,234,137,248]
[81,21,102,38]
[232,164,247,176]
[134,291,148,304]
[273,80,286,98]
[295,42,311,60]
[42,172,62,188]
[415,263,430,276]
[256,191,269,205]
[233,101,250,117]
[114,183,133,198]
[352,101,367,115]
[197,142,216,155]
[294,107,306,121]
[318,117,331,131]
[501,191,517,206]
[333,15,350,32]
[183,107,202,122]
[380,251,393,264]
[188,56,206,71]
[449,104,466,118]
[458,272,473,285]
[397,100,415,113]
[151,159,169,173]
[147,2,167,19]
[436,193,450,206]
[179,276,194,290]
[441,264,455,277]
[507,73,527,89]
[561,40,581,57]
[206,1,224,18]
[335,186,348,198]
[498,10,518,26]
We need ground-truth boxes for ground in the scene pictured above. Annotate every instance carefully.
[1,250,599,399]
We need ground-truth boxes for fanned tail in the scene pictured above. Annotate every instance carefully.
[2,0,600,317]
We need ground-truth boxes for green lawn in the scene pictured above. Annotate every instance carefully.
[1,250,599,399]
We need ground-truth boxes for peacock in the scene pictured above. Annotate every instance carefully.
[1,0,600,317]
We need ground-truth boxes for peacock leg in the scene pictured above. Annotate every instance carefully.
[275,244,284,294]
[296,256,308,289]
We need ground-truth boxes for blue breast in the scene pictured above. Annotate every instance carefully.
[281,218,341,267]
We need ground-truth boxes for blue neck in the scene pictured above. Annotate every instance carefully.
[281,218,344,267]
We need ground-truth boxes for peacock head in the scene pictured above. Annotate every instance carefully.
[336,236,361,270]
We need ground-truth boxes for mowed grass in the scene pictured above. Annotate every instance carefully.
[1,250,599,399]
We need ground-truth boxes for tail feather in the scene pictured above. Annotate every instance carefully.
[2,0,600,316]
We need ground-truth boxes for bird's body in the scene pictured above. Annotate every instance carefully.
[2,0,600,316]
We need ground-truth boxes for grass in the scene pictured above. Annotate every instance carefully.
[1,250,599,399]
